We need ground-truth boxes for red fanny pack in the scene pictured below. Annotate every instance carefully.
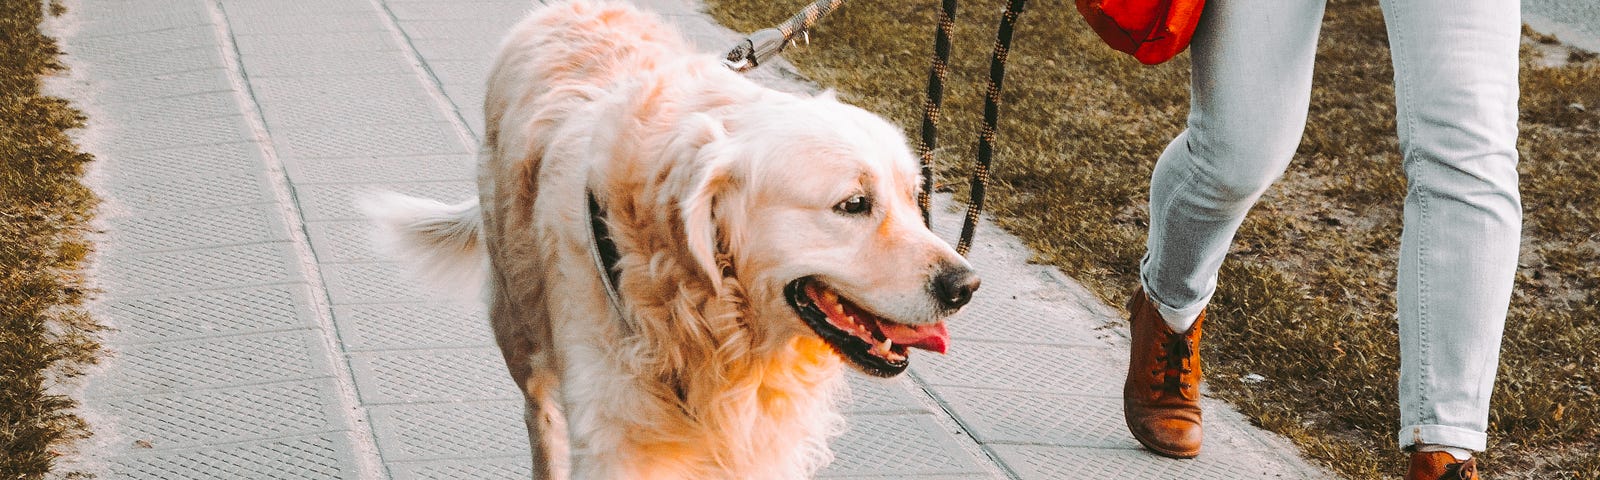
[1075,0,1206,65]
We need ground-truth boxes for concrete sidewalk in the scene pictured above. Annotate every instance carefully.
[51,0,1326,477]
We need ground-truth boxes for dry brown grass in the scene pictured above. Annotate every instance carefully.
[707,0,1600,477]
[1,0,101,478]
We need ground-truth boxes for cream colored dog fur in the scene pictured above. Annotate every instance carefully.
[363,2,979,478]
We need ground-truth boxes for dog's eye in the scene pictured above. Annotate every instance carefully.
[835,195,871,215]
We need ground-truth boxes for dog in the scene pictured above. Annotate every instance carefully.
[362,2,979,478]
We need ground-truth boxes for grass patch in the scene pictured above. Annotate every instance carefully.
[1,0,102,478]
[707,0,1600,477]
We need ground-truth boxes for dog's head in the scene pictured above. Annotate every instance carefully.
[678,91,980,377]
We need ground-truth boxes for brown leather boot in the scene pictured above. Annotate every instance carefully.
[1407,452,1480,480]
[1123,287,1204,459]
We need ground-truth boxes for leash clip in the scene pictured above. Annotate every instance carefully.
[722,28,786,72]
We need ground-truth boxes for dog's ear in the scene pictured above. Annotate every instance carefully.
[678,113,733,292]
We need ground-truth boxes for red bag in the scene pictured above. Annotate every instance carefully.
[1075,0,1206,65]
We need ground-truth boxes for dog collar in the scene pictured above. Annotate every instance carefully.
[587,189,626,318]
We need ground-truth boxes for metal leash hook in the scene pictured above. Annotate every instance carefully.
[721,0,845,72]
[723,27,788,72]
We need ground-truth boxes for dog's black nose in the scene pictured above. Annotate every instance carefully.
[933,267,981,310]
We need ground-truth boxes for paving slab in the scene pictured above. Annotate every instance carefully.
[50,0,1329,478]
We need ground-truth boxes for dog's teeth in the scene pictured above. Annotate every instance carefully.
[884,339,894,349]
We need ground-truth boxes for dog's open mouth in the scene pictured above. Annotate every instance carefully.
[785,278,948,377]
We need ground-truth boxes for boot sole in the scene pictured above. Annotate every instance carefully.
[1125,413,1201,459]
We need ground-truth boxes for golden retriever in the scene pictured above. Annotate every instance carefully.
[363,1,979,478]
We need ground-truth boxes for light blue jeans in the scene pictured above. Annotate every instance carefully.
[1138,0,1522,452]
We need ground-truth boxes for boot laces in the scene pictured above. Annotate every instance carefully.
[1150,331,1195,399]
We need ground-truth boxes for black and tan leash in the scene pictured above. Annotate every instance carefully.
[916,0,957,227]
[956,0,1026,256]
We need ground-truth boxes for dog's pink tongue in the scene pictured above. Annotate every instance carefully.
[878,322,948,354]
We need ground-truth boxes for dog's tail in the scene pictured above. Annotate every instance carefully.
[359,192,487,297]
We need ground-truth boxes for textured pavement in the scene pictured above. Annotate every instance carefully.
[51,0,1325,478]
[1524,0,1600,52]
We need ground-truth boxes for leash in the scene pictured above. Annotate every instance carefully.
[916,0,956,227]
[956,0,1026,256]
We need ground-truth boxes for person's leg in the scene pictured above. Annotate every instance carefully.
[1380,0,1522,460]
[1140,0,1326,330]
[1126,0,1326,459]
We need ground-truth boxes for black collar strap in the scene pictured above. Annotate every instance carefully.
[587,189,625,317]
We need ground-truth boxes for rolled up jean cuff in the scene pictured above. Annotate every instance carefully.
[1138,269,1212,327]
[1398,424,1487,452]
